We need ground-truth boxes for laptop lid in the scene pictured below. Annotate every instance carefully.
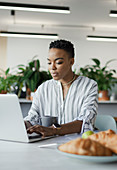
[0,94,30,142]
[0,94,52,143]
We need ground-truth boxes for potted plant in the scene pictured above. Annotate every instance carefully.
[17,57,52,99]
[0,68,18,94]
[78,58,117,101]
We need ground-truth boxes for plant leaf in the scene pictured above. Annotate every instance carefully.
[5,68,10,75]
[92,58,100,67]
[105,59,117,67]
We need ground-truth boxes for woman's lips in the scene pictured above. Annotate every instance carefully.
[51,72,58,77]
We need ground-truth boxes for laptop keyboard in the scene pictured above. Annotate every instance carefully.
[28,133,42,139]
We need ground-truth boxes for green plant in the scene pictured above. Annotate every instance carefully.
[17,57,52,92]
[78,58,117,91]
[0,68,18,93]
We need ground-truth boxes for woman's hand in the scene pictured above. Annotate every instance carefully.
[27,125,56,137]
[24,121,32,129]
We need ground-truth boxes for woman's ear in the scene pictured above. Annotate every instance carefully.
[70,58,74,66]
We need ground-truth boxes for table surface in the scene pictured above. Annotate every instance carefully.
[0,133,117,170]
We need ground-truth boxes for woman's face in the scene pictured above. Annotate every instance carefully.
[48,48,74,80]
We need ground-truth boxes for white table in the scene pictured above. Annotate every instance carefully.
[0,133,117,170]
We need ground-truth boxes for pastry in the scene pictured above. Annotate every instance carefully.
[88,129,117,154]
[58,138,112,156]
[104,129,116,134]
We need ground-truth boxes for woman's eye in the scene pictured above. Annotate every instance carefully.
[48,63,51,65]
[56,62,63,64]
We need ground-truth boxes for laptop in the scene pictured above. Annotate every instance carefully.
[0,94,54,143]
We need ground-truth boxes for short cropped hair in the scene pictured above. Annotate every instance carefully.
[49,39,75,58]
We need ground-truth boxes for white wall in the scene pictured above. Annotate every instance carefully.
[0,37,7,71]
[6,29,117,76]
[7,38,51,72]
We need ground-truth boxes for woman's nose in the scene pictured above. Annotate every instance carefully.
[51,63,56,70]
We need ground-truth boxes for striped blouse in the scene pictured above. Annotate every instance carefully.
[24,76,98,133]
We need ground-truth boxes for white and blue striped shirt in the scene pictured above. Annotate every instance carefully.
[24,76,98,133]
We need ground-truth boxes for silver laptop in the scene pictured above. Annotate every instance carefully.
[0,94,53,143]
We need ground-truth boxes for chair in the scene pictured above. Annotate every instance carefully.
[95,115,117,133]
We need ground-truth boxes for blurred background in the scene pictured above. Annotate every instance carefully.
[0,0,117,71]
[0,0,117,100]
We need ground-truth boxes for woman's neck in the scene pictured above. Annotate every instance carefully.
[60,72,78,88]
[62,74,76,86]
[60,73,78,100]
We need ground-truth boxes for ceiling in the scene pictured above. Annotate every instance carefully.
[0,0,117,36]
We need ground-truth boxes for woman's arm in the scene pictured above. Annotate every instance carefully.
[27,120,83,137]
[24,87,41,126]
[55,120,83,136]
[77,81,98,133]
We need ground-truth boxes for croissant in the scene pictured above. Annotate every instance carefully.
[88,129,117,154]
[58,138,112,156]
[104,129,116,135]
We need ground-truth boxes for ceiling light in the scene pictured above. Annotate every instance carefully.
[0,2,70,14]
[109,10,117,17]
[0,31,59,39]
[86,35,117,42]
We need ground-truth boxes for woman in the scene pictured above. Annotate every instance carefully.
[25,39,98,137]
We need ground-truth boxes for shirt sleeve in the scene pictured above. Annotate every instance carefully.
[74,81,98,133]
[24,88,40,126]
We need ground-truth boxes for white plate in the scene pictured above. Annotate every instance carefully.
[57,149,117,163]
